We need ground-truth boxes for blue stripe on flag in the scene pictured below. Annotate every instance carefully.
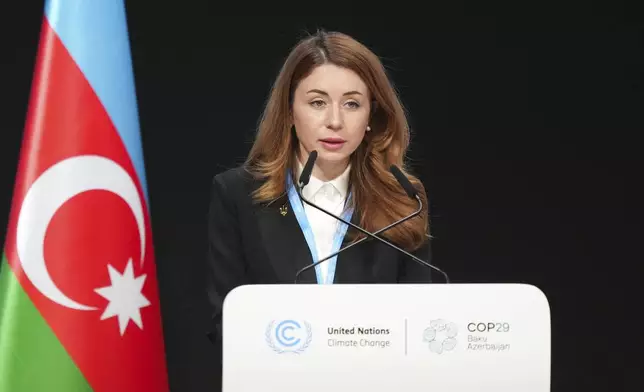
[44,0,149,202]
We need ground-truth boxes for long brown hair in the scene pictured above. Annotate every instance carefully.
[244,30,429,251]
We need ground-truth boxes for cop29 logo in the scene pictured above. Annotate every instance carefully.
[423,319,458,354]
[265,320,312,354]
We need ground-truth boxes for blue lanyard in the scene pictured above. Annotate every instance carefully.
[286,172,354,284]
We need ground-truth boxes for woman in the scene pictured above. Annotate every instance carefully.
[206,30,433,346]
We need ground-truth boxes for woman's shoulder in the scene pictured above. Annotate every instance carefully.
[212,164,253,189]
[212,165,249,184]
[210,164,263,201]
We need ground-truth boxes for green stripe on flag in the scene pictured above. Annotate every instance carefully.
[0,253,92,391]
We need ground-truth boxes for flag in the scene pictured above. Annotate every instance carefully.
[0,1,169,391]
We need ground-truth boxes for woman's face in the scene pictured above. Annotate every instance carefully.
[291,63,371,173]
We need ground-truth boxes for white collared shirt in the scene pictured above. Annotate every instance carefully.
[295,161,350,283]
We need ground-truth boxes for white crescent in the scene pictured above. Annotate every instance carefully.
[15,155,146,311]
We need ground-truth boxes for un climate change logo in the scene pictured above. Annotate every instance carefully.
[266,320,312,354]
[423,319,458,354]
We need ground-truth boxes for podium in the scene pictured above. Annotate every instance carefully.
[222,284,551,392]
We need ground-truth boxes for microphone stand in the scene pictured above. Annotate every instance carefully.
[294,181,450,283]
[294,193,423,283]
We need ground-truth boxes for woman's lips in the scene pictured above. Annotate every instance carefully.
[319,138,346,151]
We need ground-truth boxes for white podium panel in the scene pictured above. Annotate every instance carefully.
[222,284,550,392]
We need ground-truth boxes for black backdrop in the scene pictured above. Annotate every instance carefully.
[1,2,641,392]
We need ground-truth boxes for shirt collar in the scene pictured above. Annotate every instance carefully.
[295,158,351,201]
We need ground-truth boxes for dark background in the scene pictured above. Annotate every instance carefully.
[1,2,642,391]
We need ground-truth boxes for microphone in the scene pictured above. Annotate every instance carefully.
[298,150,317,187]
[293,151,450,283]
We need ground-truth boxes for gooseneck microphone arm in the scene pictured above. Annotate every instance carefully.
[294,184,449,283]
[294,192,424,283]
[293,152,450,283]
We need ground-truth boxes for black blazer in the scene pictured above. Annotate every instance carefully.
[205,166,432,348]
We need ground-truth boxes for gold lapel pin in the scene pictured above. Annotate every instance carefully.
[279,204,288,216]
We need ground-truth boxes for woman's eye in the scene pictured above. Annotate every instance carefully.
[310,100,325,107]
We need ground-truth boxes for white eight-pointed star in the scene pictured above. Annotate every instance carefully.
[94,259,150,335]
